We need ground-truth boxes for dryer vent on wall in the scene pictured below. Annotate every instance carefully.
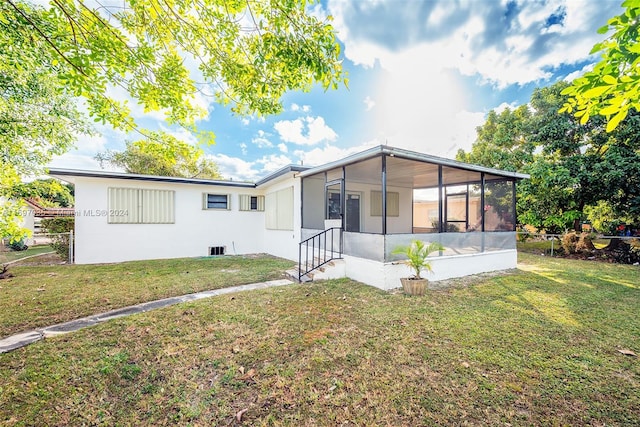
[209,246,226,256]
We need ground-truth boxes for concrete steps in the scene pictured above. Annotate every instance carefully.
[286,258,346,282]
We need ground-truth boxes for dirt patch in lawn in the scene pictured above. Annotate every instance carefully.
[388,269,519,294]
[8,253,66,266]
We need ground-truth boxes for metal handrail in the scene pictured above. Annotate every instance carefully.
[298,227,343,281]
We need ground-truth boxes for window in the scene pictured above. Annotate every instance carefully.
[209,246,225,256]
[239,194,265,211]
[265,187,293,230]
[371,190,400,217]
[108,188,174,224]
[327,190,341,219]
[203,193,230,210]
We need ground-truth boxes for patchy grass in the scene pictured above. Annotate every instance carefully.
[0,255,294,337]
[517,239,560,256]
[1,253,638,425]
[0,245,55,264]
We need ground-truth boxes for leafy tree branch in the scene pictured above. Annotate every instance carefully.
[560,0,640,132]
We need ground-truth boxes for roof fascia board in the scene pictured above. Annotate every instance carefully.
[297,145,529,180]
[381,146,530,179]
[47,168,255,188]
[49,165,311,189]
[255,165,309,187]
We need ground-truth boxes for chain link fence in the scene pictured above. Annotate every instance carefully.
[0,232,74,265]
[517,231,640,263]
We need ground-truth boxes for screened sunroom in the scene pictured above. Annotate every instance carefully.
[298,146,528,264]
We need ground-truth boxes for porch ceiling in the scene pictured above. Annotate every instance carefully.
[338,156,508,188]
[298,145,529,183]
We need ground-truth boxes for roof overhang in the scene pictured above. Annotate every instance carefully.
[48,146,528,188]
[48,165,310,188]
[297,145,529,180]
[255,165,309,187]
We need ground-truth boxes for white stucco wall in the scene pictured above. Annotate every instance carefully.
[73,177,270,264]
[71,173,304,264]
[344,249,518,290]
[260,175,302,261]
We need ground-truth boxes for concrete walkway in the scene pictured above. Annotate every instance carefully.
[0,278,293,354]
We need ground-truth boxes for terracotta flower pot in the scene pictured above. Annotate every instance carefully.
[400,277,428,296]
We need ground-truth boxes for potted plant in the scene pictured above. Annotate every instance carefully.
[392,240,444,295]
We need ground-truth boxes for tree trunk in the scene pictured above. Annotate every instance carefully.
[604,238,622,251]
[573,218,582,232]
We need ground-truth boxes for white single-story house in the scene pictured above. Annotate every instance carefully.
[48,145,529,290]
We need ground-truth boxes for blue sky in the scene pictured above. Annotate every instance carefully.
[50,0,624,181]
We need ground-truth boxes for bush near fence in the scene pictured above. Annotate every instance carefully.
[41,217,74,261]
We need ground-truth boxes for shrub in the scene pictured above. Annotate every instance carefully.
[561,232,579,254]
[8,239,28,251]
[41,217,74,260]
[576,232,596,252]
[516,227,531,242]
[610,239,640,264]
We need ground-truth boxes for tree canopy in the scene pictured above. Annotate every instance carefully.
[11,179,75,208]
[96,133,221,179]
[2,0,346,136]
[458,81,640,234]
[560,0,640,132]
[456,105,533,172]
[1,0,345,241]
[1,1,91,242]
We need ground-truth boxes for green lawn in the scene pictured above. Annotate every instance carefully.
[0,255,294,337]
[0,245,55,264]
[0,253,638,425]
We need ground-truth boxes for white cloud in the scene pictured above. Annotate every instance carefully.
[207,154,259,181]
[278,143,288,153]
[191,90,216,121]
[323,0,621,158]
[73,133,109,153]
[274,116,338,145]
[445,110,486,156]
[207,153,292,181]
[251,130,274,148]
[240,143,248,155]
[212,143,384,181]
[363,96,376,111]
[564,63,595,82]
[239,114,266,125]
[48,152,111,171]
[293,140,378,167]
[370,53,478,157]
[493,102,519,114]
[291,103,311,112]
[254,154,293,173]
[328,0,621,87]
